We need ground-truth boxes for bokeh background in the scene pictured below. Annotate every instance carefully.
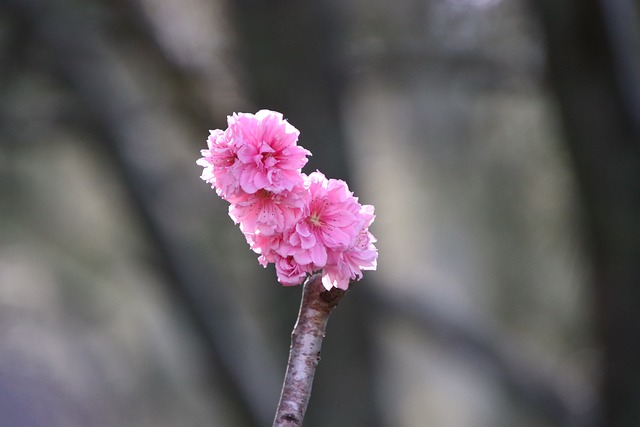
[1,0,639,426]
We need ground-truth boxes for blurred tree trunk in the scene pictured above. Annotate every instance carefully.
[531,1,640,426]
[3,0,281,425]
[228,0,350,181]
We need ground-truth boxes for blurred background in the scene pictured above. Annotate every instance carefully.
[1,0,639,426]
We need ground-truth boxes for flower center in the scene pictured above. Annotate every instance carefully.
[216,153,236,168]
[256,189,273,199]
[308,212,322,227]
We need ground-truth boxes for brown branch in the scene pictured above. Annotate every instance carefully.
[273,275,346,427]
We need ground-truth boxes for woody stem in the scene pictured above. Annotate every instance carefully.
[272,274,346,427]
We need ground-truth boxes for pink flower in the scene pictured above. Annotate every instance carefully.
[274,254,312,286]
[230,110,310,194]
[198,110,378,290]
[287,172,361,269]
[321,205,378,290]
[197,110,311,200]
[244,232,283,266]
[229,184,309,236]
[197,128,241,200]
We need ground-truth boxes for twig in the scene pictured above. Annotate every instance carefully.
[273,274,346,427]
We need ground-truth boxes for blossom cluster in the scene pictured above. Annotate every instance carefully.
[197,110,377,290]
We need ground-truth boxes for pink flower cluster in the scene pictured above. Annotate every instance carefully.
[197,110,377,290]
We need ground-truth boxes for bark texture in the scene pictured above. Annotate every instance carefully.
[273,275,346,427]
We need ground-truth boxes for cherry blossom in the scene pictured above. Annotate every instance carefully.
[286,172,361,269]
[274,254,313,286]
[229,185,308,237]
[198,110,377,290]
[197,128,241,201]
[321,205,378,290]
[230,110,310,194]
